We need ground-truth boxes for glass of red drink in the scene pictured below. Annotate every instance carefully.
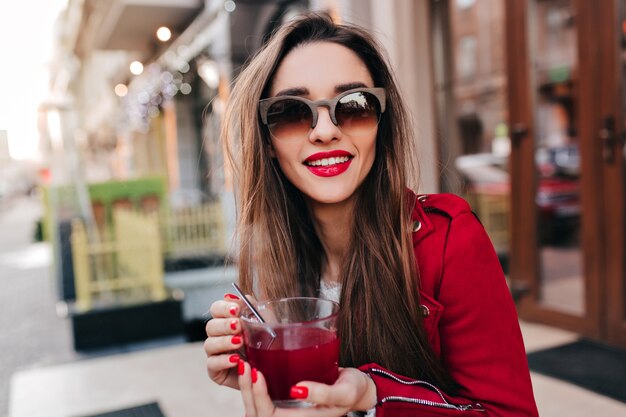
[240,297,340,408]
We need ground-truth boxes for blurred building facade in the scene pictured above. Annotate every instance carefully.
[0,130,39,201]
[43,0,626,349]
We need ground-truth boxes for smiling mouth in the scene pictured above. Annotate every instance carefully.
[304,156,352,167]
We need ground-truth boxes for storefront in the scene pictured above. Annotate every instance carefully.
[432,0,626,348]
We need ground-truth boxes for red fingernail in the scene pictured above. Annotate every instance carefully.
[231,335,242,345]
[225,293,240,300]
[251,368,258,383]
[229,306,238,316]
[230,320,238,331]
[238,360,245,375]
[290,386,308,399]
[229,354,240,363]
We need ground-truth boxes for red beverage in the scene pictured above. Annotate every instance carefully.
[240,296,340,406]
[246,326,340,401]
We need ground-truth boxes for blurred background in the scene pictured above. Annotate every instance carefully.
[1,0,626,416]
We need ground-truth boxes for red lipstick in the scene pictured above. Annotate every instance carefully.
[304,150,353,177]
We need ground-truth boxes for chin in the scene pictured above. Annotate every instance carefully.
[304,189,356,206]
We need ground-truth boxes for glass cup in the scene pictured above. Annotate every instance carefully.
[240,297,340,408]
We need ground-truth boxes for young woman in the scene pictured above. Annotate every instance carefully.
[204,13,539,417]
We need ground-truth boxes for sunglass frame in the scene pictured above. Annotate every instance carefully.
[258,87,386,130]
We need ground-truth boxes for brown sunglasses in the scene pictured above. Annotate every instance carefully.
[259,87,386,139]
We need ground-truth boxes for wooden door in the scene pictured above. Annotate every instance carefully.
[601,0,626,347]
[505,0,604,338]
[506,0,626,348]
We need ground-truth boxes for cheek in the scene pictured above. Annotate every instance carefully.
[270,145,299,175]
[361,137,378,176]
[270,140,298,161]
[363,134,378,162]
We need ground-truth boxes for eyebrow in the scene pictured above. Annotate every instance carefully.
[274,87,308,97]
[273,82,370,98]
[335,82,368,93]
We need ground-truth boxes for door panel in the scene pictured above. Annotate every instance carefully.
[506,0,602,337]
[603,0,626,346]
[529,0,584,316]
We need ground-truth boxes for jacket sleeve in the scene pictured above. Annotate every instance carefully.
[357,362,486,416]
[359,211,539,417]
[437,211,538,416]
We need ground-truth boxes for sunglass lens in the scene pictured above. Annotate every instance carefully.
[266,99,313,139]
[336,91,382,134]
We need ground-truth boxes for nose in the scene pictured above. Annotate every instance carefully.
[309,106,341,143]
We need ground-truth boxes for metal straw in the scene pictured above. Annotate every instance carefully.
[231,282,277,338]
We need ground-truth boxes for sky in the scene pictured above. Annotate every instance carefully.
[0,0,68,161]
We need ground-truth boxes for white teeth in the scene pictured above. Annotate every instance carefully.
[306,156,350,166]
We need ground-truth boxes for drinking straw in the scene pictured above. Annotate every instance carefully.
[231,282,277,339]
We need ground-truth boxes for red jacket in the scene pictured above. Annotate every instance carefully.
[359,193,539,417]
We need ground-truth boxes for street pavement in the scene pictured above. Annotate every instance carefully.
[0,194,239,417]
[0,194,80,417]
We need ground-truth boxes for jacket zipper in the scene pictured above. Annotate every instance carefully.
[369,368,485,412]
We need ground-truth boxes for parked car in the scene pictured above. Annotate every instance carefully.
[535,145,581,245]
[456,146,581,247]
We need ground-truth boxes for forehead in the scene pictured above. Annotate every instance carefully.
[269,41,374,96]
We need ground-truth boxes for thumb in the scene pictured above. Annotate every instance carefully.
[289,381,356,408]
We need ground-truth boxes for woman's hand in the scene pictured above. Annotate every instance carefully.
[204,293,245,389]
[238,362,377,417]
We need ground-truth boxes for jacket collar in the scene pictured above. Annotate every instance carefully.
[410,193,434,245]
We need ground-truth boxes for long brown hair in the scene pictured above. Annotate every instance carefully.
[221,12,454,391]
